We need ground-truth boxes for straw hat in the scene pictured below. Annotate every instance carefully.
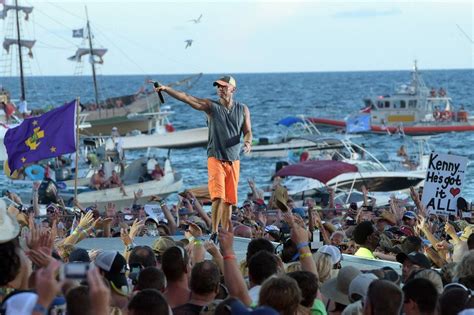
[0,199,20,243]
[375,210,397,226]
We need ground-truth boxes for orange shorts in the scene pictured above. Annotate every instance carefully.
[207,157,240,205]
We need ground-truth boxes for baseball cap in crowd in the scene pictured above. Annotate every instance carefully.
[152,237,176,256]
[403,211,417,220]
[0,199,20,243]
[228,298,279,315]
[317,245,342,265]
[1,291,38,315]
[94,251,129,294]
[292,207,306,218]
[213,75,236,88]
[348,273,378,302]
[264,225,281,241]
[396,252,431,269]
[379,266,401,284]
[320,266,361,305]
[69,248,91,263]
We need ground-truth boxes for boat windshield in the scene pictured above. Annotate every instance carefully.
[352,161,386,172]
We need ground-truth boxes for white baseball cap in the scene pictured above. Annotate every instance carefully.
[317,245,342,265]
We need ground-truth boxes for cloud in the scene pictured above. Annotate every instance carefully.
[333,8,402,19]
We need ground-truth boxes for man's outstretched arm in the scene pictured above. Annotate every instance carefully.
[156,85,211,113]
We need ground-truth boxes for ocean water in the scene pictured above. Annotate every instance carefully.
[1,69,474,202]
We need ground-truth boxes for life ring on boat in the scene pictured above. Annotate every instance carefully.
[165,123,175,132]
[3,160,21,179]
[25,165,45,181]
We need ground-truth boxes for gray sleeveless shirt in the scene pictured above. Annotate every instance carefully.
[207,100,245,161]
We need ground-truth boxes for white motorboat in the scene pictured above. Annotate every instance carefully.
[62,157,183,210]
[249,116,324,158]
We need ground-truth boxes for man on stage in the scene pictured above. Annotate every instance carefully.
[155,75,252,241]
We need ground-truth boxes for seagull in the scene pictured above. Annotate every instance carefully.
[189,14,203,24]
[184,39,193,49]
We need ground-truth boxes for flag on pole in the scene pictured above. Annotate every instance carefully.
[72,28,84,38]
[346,114,371,133]
[4,100,77,172]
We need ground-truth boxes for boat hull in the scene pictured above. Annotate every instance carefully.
[327,171,425,192]
[308,118,474,135]
[121,127,209,150]
[71,174,183,210]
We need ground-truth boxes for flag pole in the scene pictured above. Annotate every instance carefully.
[74,97,80,200]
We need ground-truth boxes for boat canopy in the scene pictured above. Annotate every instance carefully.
[277,116,305,127]
[276,160,358,184]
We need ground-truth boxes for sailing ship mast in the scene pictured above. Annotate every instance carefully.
[68,7,107,117]
[85,7,101,117]
[1,0,35,100]
[14,0,25,100]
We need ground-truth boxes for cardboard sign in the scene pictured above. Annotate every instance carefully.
[144,204,165,222]
[421,153,468,216]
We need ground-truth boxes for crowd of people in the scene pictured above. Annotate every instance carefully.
[0,178,473,315]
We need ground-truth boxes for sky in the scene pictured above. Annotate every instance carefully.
[0,0,473,76]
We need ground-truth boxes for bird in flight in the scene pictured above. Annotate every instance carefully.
[184,39,193,49]
[189,14,203,24]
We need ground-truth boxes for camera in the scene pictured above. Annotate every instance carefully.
[60,263,90,281]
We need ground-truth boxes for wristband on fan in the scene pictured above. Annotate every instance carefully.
[297,242,309,250]
[223,254,236,260]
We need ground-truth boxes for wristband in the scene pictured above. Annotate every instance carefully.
[126,244,134,252]
[296,242,309,250]
[223,255,236,260]
[188,236,195,243]
[193,240,203,246]
[300,253,312,260]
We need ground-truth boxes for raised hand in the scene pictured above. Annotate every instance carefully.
[105,203,116,218]
[120,228,133,247]
[129,219,145,239]
[35,261,62,309]
[27,249,54,268]
[218,219,234,255]
[204,240,220,258]
[78,211,95,229]
[134,189,143,200]
[87,267,111,315]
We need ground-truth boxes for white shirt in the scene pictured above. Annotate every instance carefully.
[18,100,28,114]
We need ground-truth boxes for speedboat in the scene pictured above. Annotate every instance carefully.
[309,61,474,135]
[248,116,324,158]
[62,157,183,210]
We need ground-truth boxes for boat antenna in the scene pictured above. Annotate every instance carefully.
[85,6,101,118]
[14,0,26,101]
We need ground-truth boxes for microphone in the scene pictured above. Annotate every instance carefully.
[149,80,165,103]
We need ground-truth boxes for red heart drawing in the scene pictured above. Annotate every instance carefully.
[450,187,461,197]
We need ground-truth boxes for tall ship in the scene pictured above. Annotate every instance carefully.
[68,10,202,135]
